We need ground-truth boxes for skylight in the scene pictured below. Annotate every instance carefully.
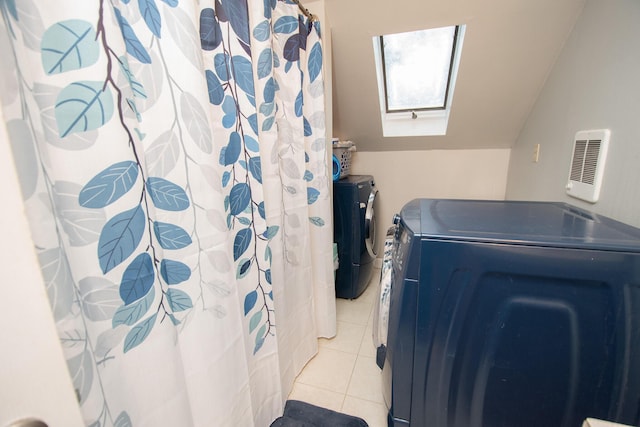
[373,25,465,137]
[382,26,457,112]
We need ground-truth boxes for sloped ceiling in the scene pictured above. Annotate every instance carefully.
[324,0,586,151]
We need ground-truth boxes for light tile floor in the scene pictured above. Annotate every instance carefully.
[288,266,387,427]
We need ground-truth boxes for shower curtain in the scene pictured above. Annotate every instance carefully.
[0,0,335,425]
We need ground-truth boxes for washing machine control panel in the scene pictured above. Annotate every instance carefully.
[393,222,412,273]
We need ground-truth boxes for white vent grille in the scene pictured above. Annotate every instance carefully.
[570,140,587,182]
[582,140,600,184]
[566,129,610,203]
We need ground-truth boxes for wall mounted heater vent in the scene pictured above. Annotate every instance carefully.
[566,129,610,203]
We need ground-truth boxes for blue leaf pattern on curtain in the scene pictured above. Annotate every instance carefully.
[0,0,334,425]
[200,0,276,358]
[79,161,139,208]
[55,81,114,137]
[246,1,335,406]
[41,20,99,75]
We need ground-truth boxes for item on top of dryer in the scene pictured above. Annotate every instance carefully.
[333,175,378,299]
[332,140,355,180]
[332,154,342,182]
[382,199,640,427]
[372,226,395,369]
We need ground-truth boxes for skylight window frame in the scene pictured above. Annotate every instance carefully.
[372,24,466,138]
[379,25,460,114]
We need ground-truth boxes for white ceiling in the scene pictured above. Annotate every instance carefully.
[324,0,586,151]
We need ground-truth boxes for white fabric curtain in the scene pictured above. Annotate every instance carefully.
[0,0,335,425]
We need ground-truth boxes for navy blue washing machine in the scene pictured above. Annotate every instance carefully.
[378,199,640,427]
[333,175,378,299]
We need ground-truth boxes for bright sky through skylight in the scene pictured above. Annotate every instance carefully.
[383,26,456,111]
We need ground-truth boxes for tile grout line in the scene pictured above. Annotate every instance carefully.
[293,269,382,419]
[340,353,359,413]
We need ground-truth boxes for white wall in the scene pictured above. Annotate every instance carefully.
[326,0,585,151]
[0,108,83,426]
[506,0,640,228]
[350,149,511,254]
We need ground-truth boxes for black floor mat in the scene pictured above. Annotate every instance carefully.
[270,400,369,427]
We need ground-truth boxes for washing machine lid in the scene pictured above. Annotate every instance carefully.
[399,199,640,252]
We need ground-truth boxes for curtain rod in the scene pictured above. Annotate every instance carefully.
[290,0,317,22]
